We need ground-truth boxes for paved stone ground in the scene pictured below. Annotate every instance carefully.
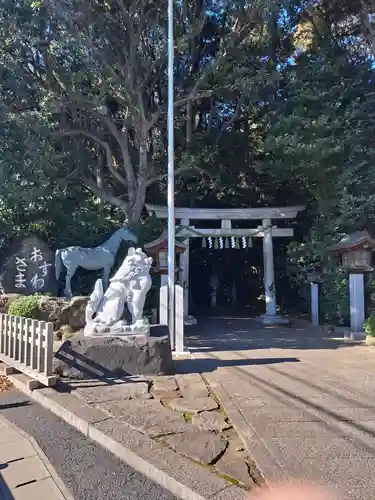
[183,317,375,500]
[0,362,257,498]
[0,415,69,500]
[61,371,257,491]
[0,390,178,500]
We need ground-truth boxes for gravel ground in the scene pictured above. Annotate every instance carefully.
[0,388,178,500]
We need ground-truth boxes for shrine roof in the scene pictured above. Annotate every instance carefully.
[328,231,375,253]
[144,230,187,251]
[146,204,305,220]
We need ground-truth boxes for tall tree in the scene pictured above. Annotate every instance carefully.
[0,0,275,228]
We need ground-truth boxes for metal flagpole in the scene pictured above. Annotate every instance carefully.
[167,0,175,349]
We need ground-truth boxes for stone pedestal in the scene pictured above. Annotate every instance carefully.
[85,319,150,337]
[53,326,174,379]
[311,283,319,326]
[349,273,365,339]
[260,314,290,325]
[184,315,197,325]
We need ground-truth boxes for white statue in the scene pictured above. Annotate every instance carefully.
[84,247,153,336]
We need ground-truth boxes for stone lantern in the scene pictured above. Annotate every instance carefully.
[144,230,187,286]
[305,263,323,326]
[328,231,375,338]
[144,231,187,349]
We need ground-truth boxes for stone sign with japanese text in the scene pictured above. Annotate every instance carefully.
[0,236,58,295]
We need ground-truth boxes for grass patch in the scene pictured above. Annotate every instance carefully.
[215,472,245,489]
[207,387,229,420]
[183,412,194,422]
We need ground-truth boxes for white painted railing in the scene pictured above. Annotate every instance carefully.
[0,314,56,386]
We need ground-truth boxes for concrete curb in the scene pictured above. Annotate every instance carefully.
[0,415,75,500]
[6,372,246,500]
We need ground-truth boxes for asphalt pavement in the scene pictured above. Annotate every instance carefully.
[0,389,178,500]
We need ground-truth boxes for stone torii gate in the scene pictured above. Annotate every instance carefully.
[146,204,305,325]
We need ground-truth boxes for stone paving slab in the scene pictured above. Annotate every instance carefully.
[98,398,188,437]
[0,422,23,444]
[0,438,36,463]
[67,376,150,402]
[193,343,375,500]
[200,373,286,485]
[2,456,50,488]
[215,456,255,488]
[270,435,375,461]
[7,370,248,500]
[152,376,179,394]
[252,362,375,407]
[91,418,240,499]
[296,456,375,499]
[175,374,210,398]
[12,477,66,500]
[192,411,232,432]
[169,397,218,414]
[0,416,72,500]
[164,429,228,465]
[260,421,343,439]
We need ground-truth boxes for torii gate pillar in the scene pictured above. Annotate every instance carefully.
[260,219,289,325]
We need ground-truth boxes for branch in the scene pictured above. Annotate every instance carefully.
[145,164,210,187]
[82,175,129,214]
[215,95,245,145]
[99,115,136,196]
[148,90,214,129]
[56,129,127,187]
[174,90,215,108]
[141,17,206,92]
[148,23,252,128]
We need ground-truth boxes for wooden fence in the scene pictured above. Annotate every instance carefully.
[0,314,56,386]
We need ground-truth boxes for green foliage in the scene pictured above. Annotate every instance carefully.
[8,294,43,319]
[320,270,350,326]
[364,316,375,337]
[138,215,166,247]
[0,0,374,317]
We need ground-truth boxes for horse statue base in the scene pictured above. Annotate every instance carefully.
[84,318,150,337]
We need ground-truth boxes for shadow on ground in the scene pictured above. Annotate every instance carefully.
[0,469,14,500]
[174,356,300,374]
[0,401,30,411]
[185,317,361,353]
[230,361,375,456]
